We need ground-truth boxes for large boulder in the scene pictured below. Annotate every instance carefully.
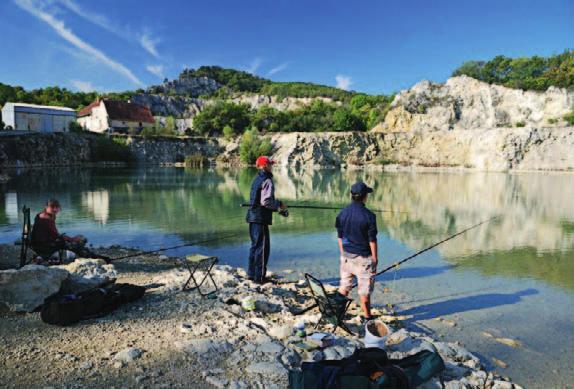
[54,258,117,293]
[0,265,68,312]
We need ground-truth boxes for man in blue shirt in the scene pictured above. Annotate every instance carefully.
[335,182,378,320]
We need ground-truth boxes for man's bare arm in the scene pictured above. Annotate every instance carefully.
[370,241,378,269]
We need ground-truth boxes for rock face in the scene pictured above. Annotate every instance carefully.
[0,265,68,312]
[2,127,574,171]
[232,95,341,111]
[149,75,221,97]
[125,136,223,164]
[0,133,92,167]
[130,94,207,118]
[54,259,117,293]
[269,127,574,171]
[377,76,574,132]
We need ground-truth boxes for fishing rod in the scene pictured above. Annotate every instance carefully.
[369,216,498,281]
[291,216,498,315]
[106,232,243,262]
[240,203,405,213]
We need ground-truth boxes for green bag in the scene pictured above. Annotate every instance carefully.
[289,348,444,389]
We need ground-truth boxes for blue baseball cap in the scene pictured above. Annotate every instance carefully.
[350,182,373,195]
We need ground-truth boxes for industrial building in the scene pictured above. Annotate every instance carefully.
[1,102,76,132]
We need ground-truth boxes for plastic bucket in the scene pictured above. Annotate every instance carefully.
[364,320,391,349]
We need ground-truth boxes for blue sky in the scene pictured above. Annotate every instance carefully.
[1,0,572,94]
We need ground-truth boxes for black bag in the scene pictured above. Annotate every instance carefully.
[40,283,145,326]
[289,347,444,389]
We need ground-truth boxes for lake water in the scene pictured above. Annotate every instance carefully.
[1,167,573,388]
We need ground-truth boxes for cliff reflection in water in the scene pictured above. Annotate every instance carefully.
[2,167,573,290]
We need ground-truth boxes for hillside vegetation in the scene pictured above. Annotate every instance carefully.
[181,66,354,101]
[0,83,135,110]
[452,50,574,91]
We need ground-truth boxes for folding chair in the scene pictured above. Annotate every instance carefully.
[305,273,354,335]
[19,205,64,268]
[180,254,219,296]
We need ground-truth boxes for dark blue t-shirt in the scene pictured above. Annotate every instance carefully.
[335,201,377,257]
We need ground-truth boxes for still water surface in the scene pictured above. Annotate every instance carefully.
[1,167,573,388]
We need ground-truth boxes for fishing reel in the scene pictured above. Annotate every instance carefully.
[279,207,289,218]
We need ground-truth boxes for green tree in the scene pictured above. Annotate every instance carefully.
[333,107,366,132]
[68,121,84,133]
[452,50,574,91]
[193,101,251,135]
[239,129,273,164]
[250,105,288,132]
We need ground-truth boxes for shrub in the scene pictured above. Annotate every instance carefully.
[140,127,159,137]
[68,121,84,132]
[0,120,4,131]
[92,136,134,162]
[184,153,206,167]
[515,121,526,127]
[566,108,574,126]
[239,129,273,164]
[547,118,558,124]
[222,125,234,140]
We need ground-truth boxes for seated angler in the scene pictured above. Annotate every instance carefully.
[31,199,109,263]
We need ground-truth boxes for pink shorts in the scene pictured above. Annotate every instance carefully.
[338,252,375,297]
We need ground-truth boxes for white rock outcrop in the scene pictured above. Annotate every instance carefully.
[377,76,574,132]
[55,258,117,293]
[0,265,68,312]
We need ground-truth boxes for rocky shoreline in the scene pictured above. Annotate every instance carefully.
[0,245,521,388]
[1,126,574,171]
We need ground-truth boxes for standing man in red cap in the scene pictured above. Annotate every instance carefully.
[245,156,287,284]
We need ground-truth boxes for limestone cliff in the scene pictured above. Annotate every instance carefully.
[376,76,574,132]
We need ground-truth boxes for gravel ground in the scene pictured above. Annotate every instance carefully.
[0,244,521,388]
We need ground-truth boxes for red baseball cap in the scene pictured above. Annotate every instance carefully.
[255,156,275,167]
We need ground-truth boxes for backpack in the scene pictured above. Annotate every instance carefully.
[289,347,445,389]
[40,283,145,326]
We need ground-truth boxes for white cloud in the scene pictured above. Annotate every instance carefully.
[57,0,115,33]
[247,57,262,74]
[335,74,352,90]
[15,0,143,86]
[57,0,161,58]
[70,80,96,92]
[268,62,289,76]
[146,64,165,79]
[140,32,160,58]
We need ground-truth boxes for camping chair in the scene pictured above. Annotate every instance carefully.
[19,205,65,268]
[180,254,219,296]
[305,273,354,335]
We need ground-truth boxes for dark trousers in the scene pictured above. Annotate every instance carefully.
[33,239,98,260]
[248,223,270,283]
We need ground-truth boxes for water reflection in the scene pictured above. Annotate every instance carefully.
[1,167,573,291]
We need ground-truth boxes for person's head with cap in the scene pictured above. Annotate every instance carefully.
[255,156,275,172]
[350,182,373,203]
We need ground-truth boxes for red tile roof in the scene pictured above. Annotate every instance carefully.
[104,100,155,123]
[77,100,101,117]
[77,99,155,124]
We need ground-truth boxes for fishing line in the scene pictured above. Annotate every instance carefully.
[107,232,243,262]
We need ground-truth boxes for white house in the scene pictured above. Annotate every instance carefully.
[77,99,155,134]
[1,102,76,132]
